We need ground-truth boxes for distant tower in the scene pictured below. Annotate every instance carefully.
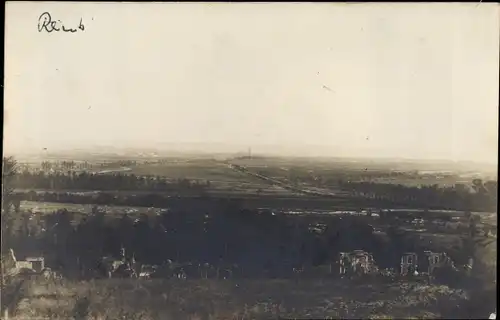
[248,147,252,159]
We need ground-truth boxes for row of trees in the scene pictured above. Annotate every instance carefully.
[40,160,140,171]
[11,200,493,282]
[339,180,497,212]
[41,160,82,171]
[1,157,19,294]
[1,157,19,252]
[12,170,210,194]
[10,204,395,279]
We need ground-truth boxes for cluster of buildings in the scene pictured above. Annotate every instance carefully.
[337,249,470,278]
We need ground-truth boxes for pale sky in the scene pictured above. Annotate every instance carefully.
[4,3,499,163]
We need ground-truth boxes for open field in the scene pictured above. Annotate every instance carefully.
[228,157,496,174]
[98,161,303,197]
[15,157,496,203]
[127,161,316,197]
[238,165,473,189]
[227,157,491,188]
[129,161,248,180]
[13,277,472,320]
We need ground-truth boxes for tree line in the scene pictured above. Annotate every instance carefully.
[7,201,493,283]
[12,170,210,194]
[40,160,138,171]
[9,204,411,280]
[339,180,497,212]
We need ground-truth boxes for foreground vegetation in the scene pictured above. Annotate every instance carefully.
[15,277,475,320]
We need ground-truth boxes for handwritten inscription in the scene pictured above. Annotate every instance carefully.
[38,12,85,33]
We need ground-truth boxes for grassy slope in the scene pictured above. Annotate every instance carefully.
[14,278,470,320]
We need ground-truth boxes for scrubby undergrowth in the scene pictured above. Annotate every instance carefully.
[12,278,473,320]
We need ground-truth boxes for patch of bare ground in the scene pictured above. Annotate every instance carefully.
[12,277,470,319]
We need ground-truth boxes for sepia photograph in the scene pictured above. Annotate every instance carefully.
[2,2,498,319]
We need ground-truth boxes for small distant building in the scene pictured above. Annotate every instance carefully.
[400,252,418,275]
[14,260,34,270]
[17,257,45,273]
[420,251,453,274]
[339,250,377,276]
[8,249,45,274]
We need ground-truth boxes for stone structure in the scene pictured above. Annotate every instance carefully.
[100,246,137,278]
[400,252,418,275]
[8,249,45,274]
[421,251,455,274]
[400,251,458,276]
[339,250,377,276]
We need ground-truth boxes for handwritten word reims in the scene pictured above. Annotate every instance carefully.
[38,12,85,33]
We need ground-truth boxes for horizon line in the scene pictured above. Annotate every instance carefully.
[5,146,498,167]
